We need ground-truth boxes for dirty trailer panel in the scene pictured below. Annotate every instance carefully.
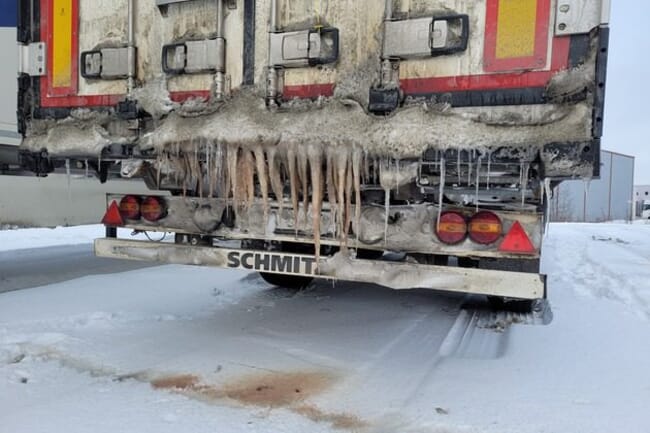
[19,0,608,159]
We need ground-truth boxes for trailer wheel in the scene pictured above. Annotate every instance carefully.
[259,272,313,290]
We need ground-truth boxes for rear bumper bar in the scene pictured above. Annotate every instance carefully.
[94,238,546,300]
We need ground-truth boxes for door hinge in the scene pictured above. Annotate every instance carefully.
[18,42,46,76]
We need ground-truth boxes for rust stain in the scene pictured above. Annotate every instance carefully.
[221,371,332,407]
[149,371,367,430]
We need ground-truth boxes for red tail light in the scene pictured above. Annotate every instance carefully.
[141,196,167,222]
[119,195,141,220]
[499,221,536,254]
[468,211,502,244]
[102,201,124,227]
[435,211,467,245]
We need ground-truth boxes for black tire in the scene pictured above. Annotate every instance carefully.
[244,240,316,290]
[259,272,313,290]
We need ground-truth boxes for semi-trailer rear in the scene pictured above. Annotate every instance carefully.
[17,0,610,307]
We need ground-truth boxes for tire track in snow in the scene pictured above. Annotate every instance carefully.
[317,296,462,416]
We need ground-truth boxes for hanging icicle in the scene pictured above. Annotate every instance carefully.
[308,145,323,265]
[437,156,446,231]
[475,155,481,211]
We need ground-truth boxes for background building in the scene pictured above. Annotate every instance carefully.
[635,185,650,201]
[550,150,635,222]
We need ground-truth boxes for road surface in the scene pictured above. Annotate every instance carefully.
[0,244,155,293]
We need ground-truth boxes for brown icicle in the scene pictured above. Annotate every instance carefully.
[218,142,228,199]
[344,153,353,248]
[308,146,323,266]
[267,146,284,214]
[287,147,300,234]
[227,146,239,206]
[156,154,163,190]
[352,147,362,245]
[336,150,348,245]
[298,150,309,228]
[182,153,191,197]
[363,150,370,185]
[243,149,256,208]
[326,150,338,233]
[254,145,269,223]
[207,144,214,198]
[195,146,204,199]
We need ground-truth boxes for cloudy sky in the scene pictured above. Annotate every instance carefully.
[604,0,650,184]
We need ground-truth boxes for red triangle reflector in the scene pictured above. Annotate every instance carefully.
[499,221,535,254]
[102,201,124,227]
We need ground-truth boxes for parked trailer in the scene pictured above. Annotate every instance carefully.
[17,0,610,308]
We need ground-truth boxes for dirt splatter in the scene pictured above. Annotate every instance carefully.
[294,404,368,430]
[149,371,367,430]
[151,374,200,390]
[220,371,331,407]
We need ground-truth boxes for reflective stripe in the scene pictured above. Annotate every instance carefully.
[495,0,538,59]
[484,0,551,72]
[52,0,73,88]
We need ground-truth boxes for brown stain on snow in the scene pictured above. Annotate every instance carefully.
[293,404,367,430]
[151,374,200,390]
[220,371,331,407]
[149,371,367,430]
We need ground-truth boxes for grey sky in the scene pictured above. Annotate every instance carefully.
[604,0,650,184]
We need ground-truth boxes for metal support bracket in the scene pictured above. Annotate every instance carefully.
[162,38,226,74]
[156,0,194,6]
[81,47,136,80]
[383,14,469,59]
[269,28,339,68]
[18,42,46,76]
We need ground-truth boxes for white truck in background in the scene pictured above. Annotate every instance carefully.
[0,0,156,227]
[642,201,650,220]
[0,0,23,174]
[16,0,611,310]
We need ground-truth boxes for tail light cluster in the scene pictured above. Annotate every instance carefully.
[102,195,167,227]
[435,210,535,254]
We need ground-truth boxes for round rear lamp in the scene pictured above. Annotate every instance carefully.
[469,211,502,245]
[141,196,167,222]
[119,195,141,220]
[435,211,467,245]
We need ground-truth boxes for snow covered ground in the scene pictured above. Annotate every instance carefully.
[1,223,649,433]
